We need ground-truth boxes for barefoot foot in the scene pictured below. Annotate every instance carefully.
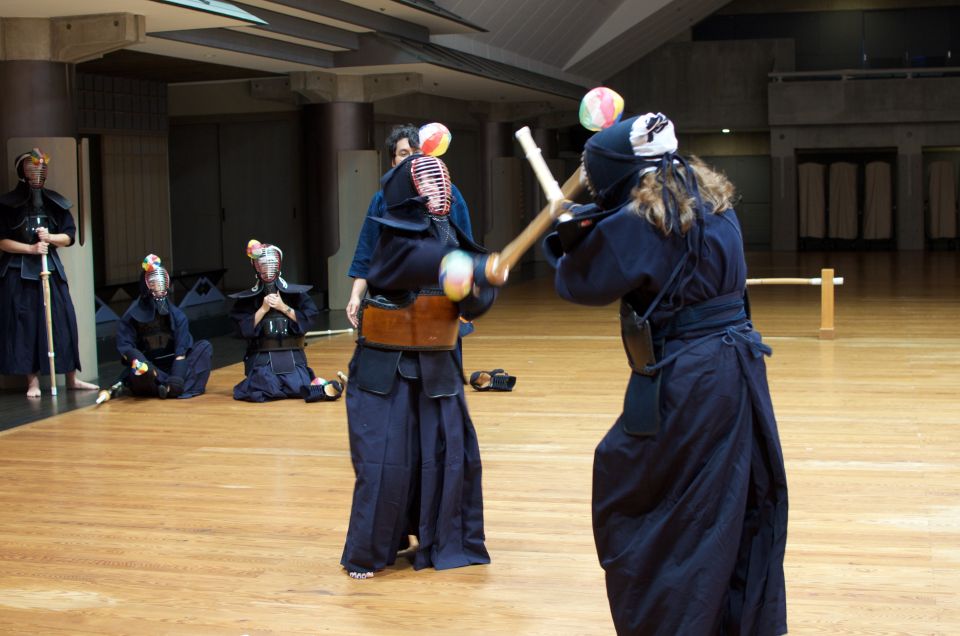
[347,570,375,580]
[26,375,41,398]
[66,376,99,391]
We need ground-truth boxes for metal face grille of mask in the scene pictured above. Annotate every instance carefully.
[411,156,452,216]
[254,246,282,283]
[22,160,48,189]
[146,266,170,299]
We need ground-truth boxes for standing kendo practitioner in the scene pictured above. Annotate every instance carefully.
[340,153,496,579]
[0,148,98,397]
[543,113,788,635]
[107,254,213,399]
[230,240,342,402]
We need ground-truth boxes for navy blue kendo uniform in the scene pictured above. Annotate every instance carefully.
[545,114,788,636]
[0,179,83,376]
[116,278,212,399]
[341,154,495,576]
[230,271,319,402]
[348,184,473,279]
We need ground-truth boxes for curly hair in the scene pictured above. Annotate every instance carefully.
[385,124,421,158]
[629,157,736,236]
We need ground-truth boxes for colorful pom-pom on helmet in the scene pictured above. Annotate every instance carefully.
[246,239,264,260]
[246,238,283,283]
[579,87,625,132]
[142,253,162,272]
[419,122,452,157]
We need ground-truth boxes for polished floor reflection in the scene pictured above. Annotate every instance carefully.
[0,251,958,635]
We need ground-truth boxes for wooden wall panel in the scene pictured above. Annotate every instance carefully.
[101,134,171,285]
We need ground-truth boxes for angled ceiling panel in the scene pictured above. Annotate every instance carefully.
[230,1,361,49]
[151,28,335,66]
[565,0,735,79]
[335,33,587,100]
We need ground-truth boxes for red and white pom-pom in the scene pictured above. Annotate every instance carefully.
[142,253,162,272]
[419,122,452,157]
[246,239,263,259]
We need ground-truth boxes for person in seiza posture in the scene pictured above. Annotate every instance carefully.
[543,113,788,636]
[340,151,496,579]
[108,254,213,400]
[229,240,341,402]
[0,148,98,397]
[345,123,474,329]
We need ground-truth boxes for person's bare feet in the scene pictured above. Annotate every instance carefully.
[26,374,41,398]
[347,570,374,580]
[66,372,99,391]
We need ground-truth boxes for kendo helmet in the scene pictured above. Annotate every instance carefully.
[15,148,50,190]
[581,113,678,210]
[247,239,283,283]
[142,254,171,316]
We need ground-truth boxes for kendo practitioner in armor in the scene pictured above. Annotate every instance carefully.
[109,254,212,400]
[544,114,788,635]
[340,153,496,579]
[230,240,337,402]
[345,123,474,327]
[0,148,98,397]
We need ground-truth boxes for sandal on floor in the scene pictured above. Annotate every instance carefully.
[469,369,517,392]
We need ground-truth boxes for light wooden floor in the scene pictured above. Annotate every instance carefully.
[1,251,959,635]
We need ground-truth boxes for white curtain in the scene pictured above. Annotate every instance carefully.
[798,162,825,238]
[828,162,858,239]
[928,161,957,239]
[863,161,892,240]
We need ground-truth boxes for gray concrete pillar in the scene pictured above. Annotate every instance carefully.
[770,152,798,251]
[0,61,76,191]
[480,121,512,240]
[896,145,925,251]
[302,101,374,290]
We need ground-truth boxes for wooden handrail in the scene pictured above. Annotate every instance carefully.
[747,268,842,339]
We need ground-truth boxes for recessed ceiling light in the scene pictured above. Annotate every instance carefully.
[721,128,731,134]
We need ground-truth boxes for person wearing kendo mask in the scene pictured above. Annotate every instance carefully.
[0,148,98,397]
[339,153,496,580]
[105,254,212,400]
[543,113,788,636]
[229,240,341,402]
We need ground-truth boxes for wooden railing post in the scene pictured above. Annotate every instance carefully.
[819,267,835,339]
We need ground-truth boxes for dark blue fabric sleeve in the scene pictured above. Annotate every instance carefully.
[450,184,473,241]
[115,312,139,360]
[54,207,76,245]
[229,297,261,339]
[347,192,385,279]
[171,307,195,356]
[554,209,680,307]
[286,291,319,334]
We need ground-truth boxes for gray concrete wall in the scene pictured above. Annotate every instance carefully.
[769,76,960,127]
[607,39,795,132]
[769,77,960,250]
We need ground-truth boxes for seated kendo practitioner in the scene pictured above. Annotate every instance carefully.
[107,254,213,400]
[229,240,342,402]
